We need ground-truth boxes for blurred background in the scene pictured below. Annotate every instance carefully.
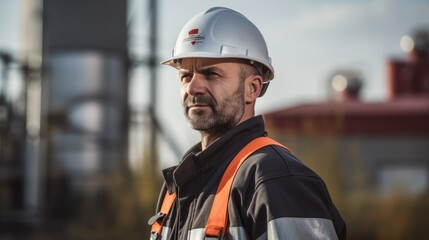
[0,0,428,239]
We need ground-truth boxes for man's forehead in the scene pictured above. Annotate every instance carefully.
[179,58,248,71]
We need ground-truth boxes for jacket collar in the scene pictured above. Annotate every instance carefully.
[163,115,266,194]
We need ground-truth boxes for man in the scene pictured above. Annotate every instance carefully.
[149,7,346,240]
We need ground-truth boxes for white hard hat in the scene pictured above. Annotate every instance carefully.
[162,7,274,86]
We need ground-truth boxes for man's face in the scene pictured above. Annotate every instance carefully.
[179,58,246,134]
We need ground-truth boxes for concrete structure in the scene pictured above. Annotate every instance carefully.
[0,0,129,234]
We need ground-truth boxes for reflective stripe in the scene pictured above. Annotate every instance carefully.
[162,227,172,240]
[184,218,337,240]
[188,228,204,240]
[229,226,249,240]
[187,227,249,240]
[150,226,170,240]
[267,217,338,240]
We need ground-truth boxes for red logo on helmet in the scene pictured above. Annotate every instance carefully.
[184,28,205,46]
[188,28,199,35]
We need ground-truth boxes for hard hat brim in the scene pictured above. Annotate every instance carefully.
[161,53,274,80]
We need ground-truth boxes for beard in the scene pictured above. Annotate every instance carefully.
[183,81,245,134]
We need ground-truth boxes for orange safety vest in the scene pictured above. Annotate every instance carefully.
[149,137,291,240]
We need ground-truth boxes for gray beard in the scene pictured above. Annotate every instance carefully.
[183,82,245,135]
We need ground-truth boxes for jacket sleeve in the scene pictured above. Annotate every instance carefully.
[244,174,345,240]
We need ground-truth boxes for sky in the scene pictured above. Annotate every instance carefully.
[1,0,429,166]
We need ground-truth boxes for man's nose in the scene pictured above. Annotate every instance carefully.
[186,73,207,96]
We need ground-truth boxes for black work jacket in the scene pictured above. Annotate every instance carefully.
[155,116,346,240]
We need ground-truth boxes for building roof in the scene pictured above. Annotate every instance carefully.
[264,97,429,136]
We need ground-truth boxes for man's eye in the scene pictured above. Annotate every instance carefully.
[180,73,192,81]
[204,71,219,79]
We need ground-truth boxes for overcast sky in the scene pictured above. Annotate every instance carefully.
[1,0,429,165]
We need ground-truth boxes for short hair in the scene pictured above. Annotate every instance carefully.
[239,62,261,81]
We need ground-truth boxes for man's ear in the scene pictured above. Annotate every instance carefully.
[245,75,263,104]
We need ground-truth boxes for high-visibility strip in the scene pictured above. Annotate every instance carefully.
[266,217,338,240]
[150,191,176,239]
[205,137,290,238]
[149,137,291,239]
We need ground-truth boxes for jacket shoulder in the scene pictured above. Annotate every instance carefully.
[237,144,320,181]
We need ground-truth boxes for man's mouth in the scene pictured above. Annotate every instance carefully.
[185,95,215,112]
[188,104,210,109]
